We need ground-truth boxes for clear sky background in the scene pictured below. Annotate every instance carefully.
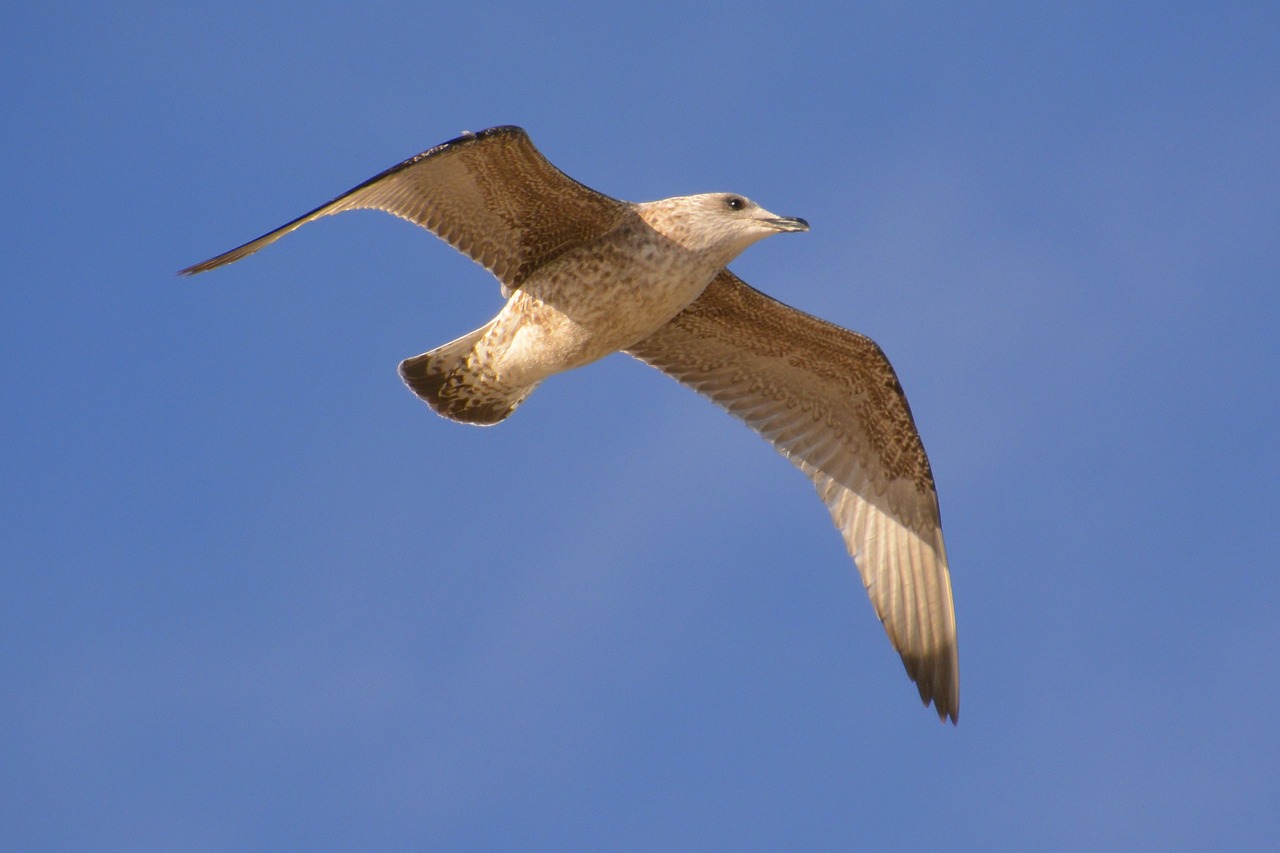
[3,2,1278,850]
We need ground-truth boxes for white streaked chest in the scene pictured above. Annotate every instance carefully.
[486,222,723,379]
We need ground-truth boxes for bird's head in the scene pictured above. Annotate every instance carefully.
[640,193,809,263]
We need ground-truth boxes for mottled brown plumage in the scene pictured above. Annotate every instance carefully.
[627,271,958,720]
[181,126,959,723]
[180,127,626,289]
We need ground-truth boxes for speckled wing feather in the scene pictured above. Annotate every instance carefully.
[180,126,628,289]
[626,270,959,723]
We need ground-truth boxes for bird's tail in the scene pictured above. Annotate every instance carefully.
[399,321,539,426]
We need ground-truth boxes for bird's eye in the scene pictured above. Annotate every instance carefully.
[726,196,746,211]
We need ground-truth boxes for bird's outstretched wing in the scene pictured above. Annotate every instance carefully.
[181,126,628,290]
[627,270,959,722]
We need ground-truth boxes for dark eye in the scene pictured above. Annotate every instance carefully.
[726,196,746,211]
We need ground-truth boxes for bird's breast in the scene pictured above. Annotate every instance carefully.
[523,227,721,347]
[489,227,723,382]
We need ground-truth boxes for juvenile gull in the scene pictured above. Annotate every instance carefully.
[181,125,959,723]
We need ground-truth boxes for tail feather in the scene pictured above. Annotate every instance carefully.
[399,322,538,426]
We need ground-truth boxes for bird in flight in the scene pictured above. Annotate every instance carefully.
[182,126,959,723]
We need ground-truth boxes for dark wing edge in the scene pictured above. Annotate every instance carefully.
[626,270,959,723]
[180,126,628,288]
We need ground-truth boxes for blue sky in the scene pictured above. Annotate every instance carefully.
[3,2,1278,849]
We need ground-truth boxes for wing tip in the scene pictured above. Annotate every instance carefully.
[177,241,262,277]
[177,258,217,277]
[929,694,960,726]
[918,683,959,725]
[903,646,960,726]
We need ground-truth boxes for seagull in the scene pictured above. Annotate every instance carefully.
[181,125,959,723]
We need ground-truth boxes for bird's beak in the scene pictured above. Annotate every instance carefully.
[764,216,810,232]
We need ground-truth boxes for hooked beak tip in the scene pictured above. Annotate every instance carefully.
[768,216,809,233]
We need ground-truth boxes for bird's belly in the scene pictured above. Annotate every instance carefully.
[490,243,718,383]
